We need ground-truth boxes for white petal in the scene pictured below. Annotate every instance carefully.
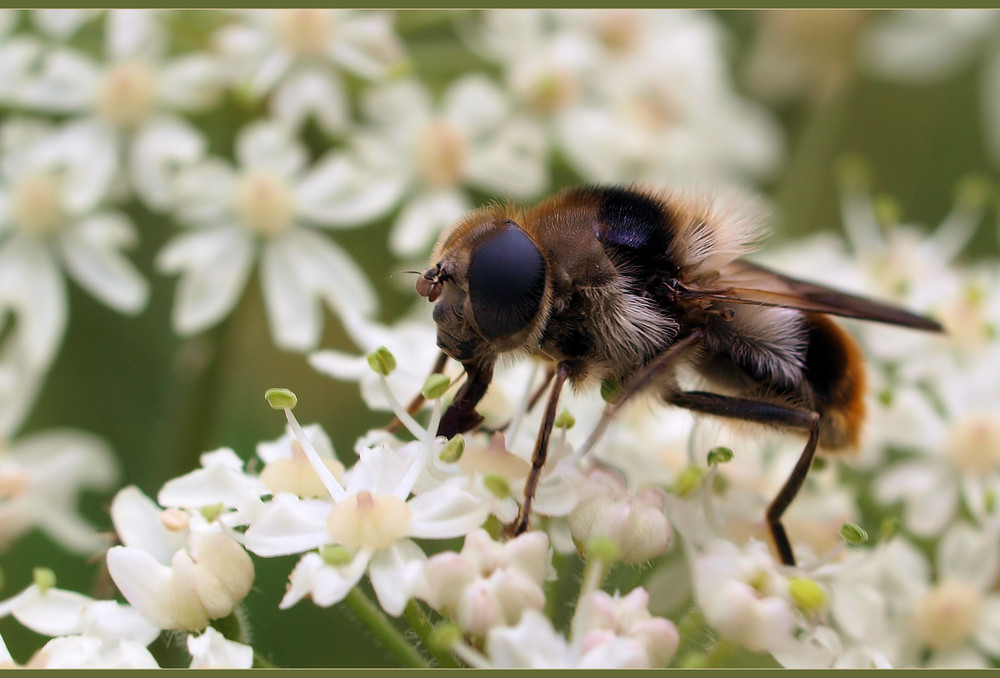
[243,496,330,557]
[973,596,1000,656]
[271,68,348,136]
[31,9,96,39]
[0,237,68,370]
[170,158,236,225]
[105,546,186,630]
[156,54,223,112]
[158,460,266,513]
[464,115,549,197]
[11,588,93,637]
[20,48,100,112]
[187,627,253,669]
[105,9,164,61]
[327,11,404,80]
[390,191,469,258]
[407,479,488,539]
[235,119,305,178]
[110,486,187,564]
[927,645,989,669]
[295,152,405,227]
[443,75,510,138]
[306,350,368,382]
[80,600,160,646]
[45,119,118,215]
[281,550,370,609]
[936,523,1000,588]
[60,213,149,314]
[156,226,255,336]
[129,116,207,211]
[368,539,427,616]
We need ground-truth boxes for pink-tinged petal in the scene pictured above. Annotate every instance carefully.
[156,226,255,336]
[368,539,427,616]
[243,495,330,557]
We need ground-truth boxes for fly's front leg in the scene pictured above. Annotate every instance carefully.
[666,391,821,566]
[510,360,578,536]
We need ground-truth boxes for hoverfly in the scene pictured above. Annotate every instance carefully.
[413,185,941,565]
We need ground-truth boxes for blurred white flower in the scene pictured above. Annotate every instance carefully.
[157,119,397,351]
[351,75,549,258]
[308,308,446,413]
[187,627,254,669]
[11,10,223,211]
[244,409,488,616]
[0,580,160,669]
[105,485,255,632]
[467,10,783,188]
[214,9,407,136]
[0,429,119,555]
[860,10,1000,164]
[0,118,149,373]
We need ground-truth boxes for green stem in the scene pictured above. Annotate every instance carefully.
[679,639,739,668]
[344,588,428,668]
[404,600,461,668]
[252,651,277,669]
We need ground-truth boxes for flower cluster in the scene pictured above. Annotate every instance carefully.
[1,7,999,670]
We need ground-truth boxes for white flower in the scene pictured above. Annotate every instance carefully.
[420,528,550,636]
[308,308,445,413]
[187,627,254,669]
[467,10,783,188]
[214,9,407,135]
[157,119,397,351]
[0,581,160,669]
[243,409,488,616]
[12,10,224,210]
[351,75,549,258]
[0,118,149,373]
[105,485,255,632]
[158,447,269,529]
[566,466,672,563]
[0,428,119,555]
[571,588,680,667]
[474,609,649,668]
[691,538,797,654]
[256,423,345,500]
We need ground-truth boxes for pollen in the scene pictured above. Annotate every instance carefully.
[232,170,296,236]
[946,412,1000,475]
[12,173,65,236]
[274,9,335,58]
[96,61,157,127]
[416,121,468,189]
[325,490,413,551]
[911,579,983,652]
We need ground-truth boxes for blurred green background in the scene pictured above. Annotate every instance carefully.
[2,9,997,667]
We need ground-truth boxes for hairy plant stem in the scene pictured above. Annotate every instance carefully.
[404,600,460,668]
[344,588,428,668]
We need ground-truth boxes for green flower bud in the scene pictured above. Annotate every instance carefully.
[600,378,623,404]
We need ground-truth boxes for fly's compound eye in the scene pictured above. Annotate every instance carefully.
[468,226,546,340]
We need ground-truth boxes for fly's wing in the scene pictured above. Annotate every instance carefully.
[686,259,943,332]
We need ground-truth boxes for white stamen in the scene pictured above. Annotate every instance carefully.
[283,408,346,502]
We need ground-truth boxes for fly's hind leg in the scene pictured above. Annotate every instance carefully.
[666,391,821,566]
